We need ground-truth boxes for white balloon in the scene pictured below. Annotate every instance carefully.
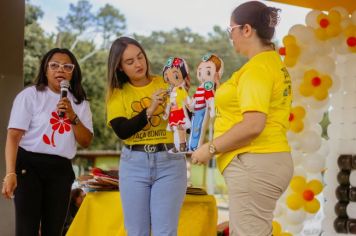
[287,132,302,150]
[350,170,356,187]
[274,202,286,218]
[347,202,356,218]
[293,166,307,178]
[285,222,304,234]
[307,97,330,109]
[288,25,316,44]
[306,108,325,123]
[299,130,322,153]
[313,56,336,75]
[323,185,338,202]
[303,153,326,173]
[317,139,330,157]
[307,173,323,182]
[305,10,323,28]
[288,66,305,81]
[286,209,307,225]
[329,76,341,93]
[291,150,304,166]
[329,7,349,19]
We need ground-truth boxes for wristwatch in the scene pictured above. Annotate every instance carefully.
[71,114,80,125]
[208,142,217,155]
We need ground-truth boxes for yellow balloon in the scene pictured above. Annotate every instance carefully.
[328,10,341,24]
[281,233,293,236]
[316,13,327,23]
[304,198,320,213]
[327,25,341,37]
[314,89,328,101]
[293,106,306,118]
[290,176,306,193]
[272,221,282,235]
[287,45,300,57]
[315,28,328,40]
[284,57,297,67]
[304,69,318,79]
[290,120,304,133]
[320,75,332,89]
[299,83,313,97]
[283,35,297,45]
[307,180,323,195]
[286,193,303,210]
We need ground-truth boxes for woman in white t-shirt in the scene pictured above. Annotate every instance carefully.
[1,48,93,236]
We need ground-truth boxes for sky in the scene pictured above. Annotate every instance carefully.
[30,0,310,42]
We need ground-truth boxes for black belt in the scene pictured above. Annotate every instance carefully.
[125,143,175,153]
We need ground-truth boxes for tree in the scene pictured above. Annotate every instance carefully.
[24,1,53,85]
[24,1,247,151]
[96,4,126,48]
[57,0,94,35]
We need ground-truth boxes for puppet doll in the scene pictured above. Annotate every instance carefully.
[188,53,224,151]
[162,57,191,152]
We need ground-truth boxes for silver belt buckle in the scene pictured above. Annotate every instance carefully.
[144,144,157,153]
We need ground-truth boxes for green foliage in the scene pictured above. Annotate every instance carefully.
[24,1,247,150]
[24,2,53,85]
[57,0,94,34]
[96,4,127,47]
[136,26,246,87]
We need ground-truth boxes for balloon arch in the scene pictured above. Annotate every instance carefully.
[271,7,356,235]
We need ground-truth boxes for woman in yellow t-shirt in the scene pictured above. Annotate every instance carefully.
[191,2,294,235]
[106,37,187,236]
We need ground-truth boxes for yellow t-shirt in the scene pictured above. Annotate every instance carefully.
[106,76,173,145]
[214,51,292,173]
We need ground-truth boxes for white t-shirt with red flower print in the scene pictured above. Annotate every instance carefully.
[8,86,93,159]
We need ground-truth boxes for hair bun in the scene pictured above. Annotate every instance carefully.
[268,7,281,28]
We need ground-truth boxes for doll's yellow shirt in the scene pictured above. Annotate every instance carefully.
[170,86,189,110]
[214,51,292,173]
[106,76,173,145]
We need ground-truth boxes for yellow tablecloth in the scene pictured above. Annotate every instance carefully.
[66,191,217,236]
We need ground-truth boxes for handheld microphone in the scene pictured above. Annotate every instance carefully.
[59,80,70,118]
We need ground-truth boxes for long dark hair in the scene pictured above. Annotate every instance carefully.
[34,48,87,104]
[107,37,151,96]
[231,1,280,48]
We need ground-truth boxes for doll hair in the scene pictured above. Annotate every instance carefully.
[200,53,224,79]
[162,57,189,81]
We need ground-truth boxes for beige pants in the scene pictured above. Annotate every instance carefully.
[223,152,293,236]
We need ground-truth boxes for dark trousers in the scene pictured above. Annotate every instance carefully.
[14,147,75,236]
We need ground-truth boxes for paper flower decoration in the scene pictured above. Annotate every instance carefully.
[272,221,293,236]
[314,10,342,40]
[131,97,165,130]
[343,25,356,53]
[289,106,306,133]
[286,176,323,213]
[279,35,300,67]
[299,69,332,101]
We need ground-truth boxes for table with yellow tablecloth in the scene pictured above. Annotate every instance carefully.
[66,191,217,236]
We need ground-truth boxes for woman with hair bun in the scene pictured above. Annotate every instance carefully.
[191,1,294,235]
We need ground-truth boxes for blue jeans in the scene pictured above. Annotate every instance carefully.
[189,108,206,151]
[119,147,187,236]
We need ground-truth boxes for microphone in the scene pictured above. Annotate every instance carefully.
[59,80,70,118]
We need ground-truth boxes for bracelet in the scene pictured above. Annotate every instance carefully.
[3,172,16,181]
[71,114,80,125]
